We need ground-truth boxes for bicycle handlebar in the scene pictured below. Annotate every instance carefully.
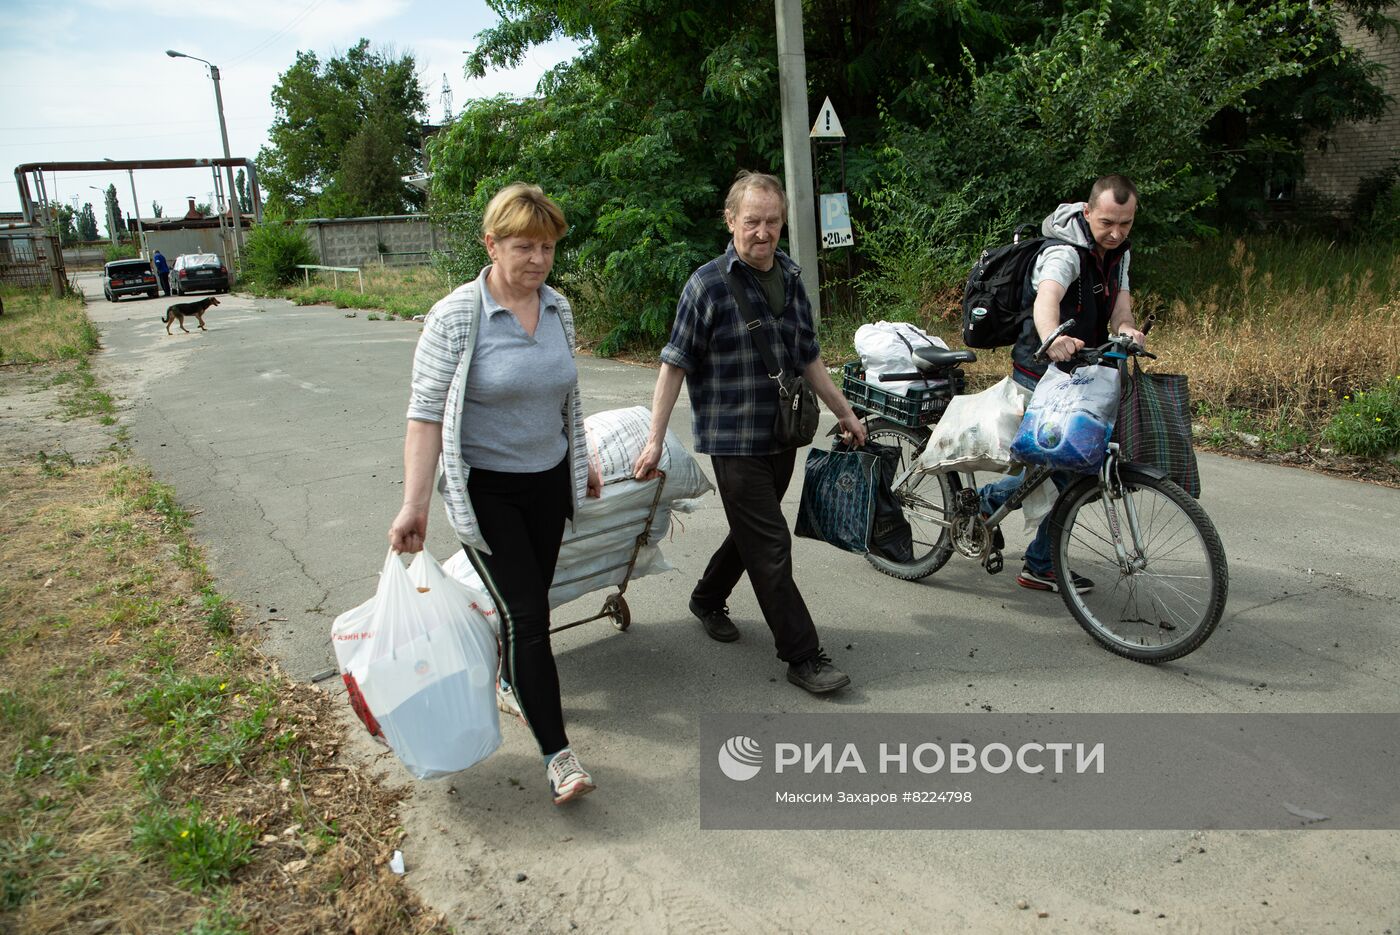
[1032,318,1157,365]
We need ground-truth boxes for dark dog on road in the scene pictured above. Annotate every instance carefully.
[163,296,220,334]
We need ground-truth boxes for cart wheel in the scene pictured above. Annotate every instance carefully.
[605,594,631,631]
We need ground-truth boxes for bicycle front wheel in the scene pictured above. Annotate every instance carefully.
[1050,468,1228,663]
[863,423,957,581]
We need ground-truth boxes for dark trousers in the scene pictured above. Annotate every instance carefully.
[692,449,821,664]
[158,272,170,296]
[463,457,572,757]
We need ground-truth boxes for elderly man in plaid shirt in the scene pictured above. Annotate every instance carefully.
[633,171,866,694]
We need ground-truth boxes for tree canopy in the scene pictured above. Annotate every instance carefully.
[76,203,98,241]
[258,40,428,218]
[103,185,122,242]
[431,0,1393,347]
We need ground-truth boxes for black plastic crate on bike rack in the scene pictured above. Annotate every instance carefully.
[841,361,964,428]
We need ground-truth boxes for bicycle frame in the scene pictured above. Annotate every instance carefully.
[892,343,1150,576]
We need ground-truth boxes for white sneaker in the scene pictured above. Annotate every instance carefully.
[496,679,524,723]
[546,749,596,805]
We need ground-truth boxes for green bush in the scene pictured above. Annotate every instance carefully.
[241,222,316,287]
[1322,378,1400,458]
[102,242,138,262]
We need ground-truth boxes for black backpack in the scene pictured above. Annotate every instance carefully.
[960,224,1060,349]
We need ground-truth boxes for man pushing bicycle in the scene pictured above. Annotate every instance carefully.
[981,174,1149,594]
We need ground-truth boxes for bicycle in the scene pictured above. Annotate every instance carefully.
[842,321,1228,663]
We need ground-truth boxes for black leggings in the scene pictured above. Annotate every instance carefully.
[463,457,572,757]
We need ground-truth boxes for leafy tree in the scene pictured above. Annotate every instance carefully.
[1212,0,1396,218]
[235,170,253,213]
[258,40,428,218]
[76,203,99,241]
[194,202,213,217]
[47,204,78,245]
[104,184,122,241]
[151,201,164,218]
[436,0,1393,351]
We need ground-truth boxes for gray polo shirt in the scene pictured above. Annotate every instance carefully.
[459,279,578,473]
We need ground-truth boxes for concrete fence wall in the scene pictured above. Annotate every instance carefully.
[299,215,448,268]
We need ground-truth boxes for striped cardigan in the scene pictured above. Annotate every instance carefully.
[405,266,589,553]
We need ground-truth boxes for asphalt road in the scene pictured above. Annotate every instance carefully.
[86,276,1399,932]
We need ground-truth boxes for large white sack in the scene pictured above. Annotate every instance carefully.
[584,406,713,503]
[854,321,950,398]
[441,478,676,610]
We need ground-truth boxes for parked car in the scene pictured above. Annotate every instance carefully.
[171,253,229,295]
[102,259,159,301]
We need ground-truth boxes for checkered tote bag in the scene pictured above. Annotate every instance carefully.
[1114,359,1201,497]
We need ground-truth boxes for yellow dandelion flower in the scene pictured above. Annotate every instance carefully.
[219,682,227,690]
[180,829,189,838]
[1343,395,1350,400]
[1377,418,1383,422]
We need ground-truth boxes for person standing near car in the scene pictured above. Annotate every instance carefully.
[152,250,171,296]
[979,174,1148,593]
[388,183,603,806]
[632,170,866,695]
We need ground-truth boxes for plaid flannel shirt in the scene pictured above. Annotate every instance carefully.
[660,242,821,455]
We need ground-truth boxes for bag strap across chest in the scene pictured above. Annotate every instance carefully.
[723,266,788,381]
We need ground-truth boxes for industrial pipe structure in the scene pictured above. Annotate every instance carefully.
[12,158,264,228]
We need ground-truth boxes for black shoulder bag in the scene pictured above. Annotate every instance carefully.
[723,267,819,448]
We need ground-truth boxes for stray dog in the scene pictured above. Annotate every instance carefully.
[163,296,219,334]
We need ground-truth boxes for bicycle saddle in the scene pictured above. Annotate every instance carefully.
[914,346,977,368]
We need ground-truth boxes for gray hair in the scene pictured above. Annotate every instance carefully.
[724,170,787,218]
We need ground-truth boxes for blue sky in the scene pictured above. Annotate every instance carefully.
[0,0,578,218]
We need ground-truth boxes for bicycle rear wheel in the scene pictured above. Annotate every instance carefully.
[1050,468,1227,663]
[863,423,957,580]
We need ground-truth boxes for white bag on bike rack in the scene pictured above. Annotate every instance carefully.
[918,376,1027,475]
[854,321,950,397]
[332,548,501,780]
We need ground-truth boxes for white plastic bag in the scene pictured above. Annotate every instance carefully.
[1011,365,1122,474]
[854,321,949,397]
[918,376,1028,475]
[331,549,500,779]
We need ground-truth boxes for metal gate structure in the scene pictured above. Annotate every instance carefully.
[0,224,66,296]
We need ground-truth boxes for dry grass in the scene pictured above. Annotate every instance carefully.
[820,239,1400,455]
[1143,241,1400,424]
[0,285,98,365]
[0,458,450,934]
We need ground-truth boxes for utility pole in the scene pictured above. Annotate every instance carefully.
[774,0,820,325]
[167,50,242,268]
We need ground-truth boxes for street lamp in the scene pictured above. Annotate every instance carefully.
[166,49,242,267]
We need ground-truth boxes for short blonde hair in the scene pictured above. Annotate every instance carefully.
[482,183,568,242]
[724,170,787,219]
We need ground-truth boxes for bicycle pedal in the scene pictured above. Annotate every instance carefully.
[985,551,1004,575]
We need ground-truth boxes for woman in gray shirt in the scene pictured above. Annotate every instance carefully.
[390,183,601,805]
